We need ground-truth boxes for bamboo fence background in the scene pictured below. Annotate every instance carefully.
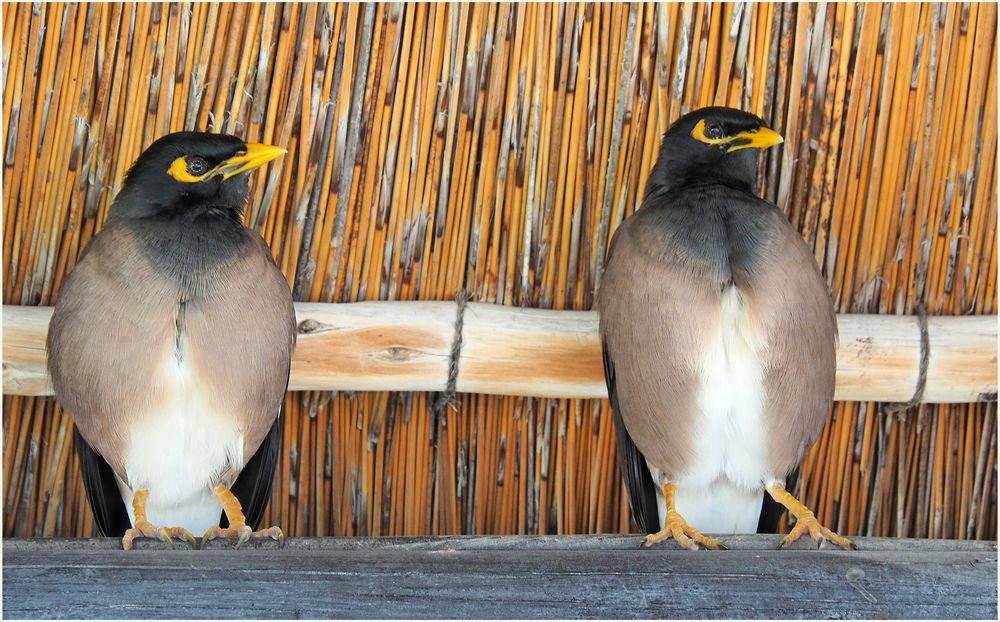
[2,2,996,540]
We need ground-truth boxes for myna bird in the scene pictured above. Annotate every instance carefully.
[47,132,295,549]
[598,107,853,550]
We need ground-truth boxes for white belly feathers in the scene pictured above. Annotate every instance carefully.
[118,348,244,534]
[649,284,770,534]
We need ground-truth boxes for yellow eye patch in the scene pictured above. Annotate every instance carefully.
[167,156,209,183]
[690,119,732,145]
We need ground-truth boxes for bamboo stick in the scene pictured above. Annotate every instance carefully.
[4,304,996,403]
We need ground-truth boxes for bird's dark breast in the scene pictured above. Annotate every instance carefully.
[123,208,253,292]
[636,185,777,286]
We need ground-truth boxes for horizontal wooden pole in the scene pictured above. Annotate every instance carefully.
[3,536,996,619]
[3,303,996,402]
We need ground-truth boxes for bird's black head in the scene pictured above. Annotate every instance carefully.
[108,132,286,222]
[646,107,783,196]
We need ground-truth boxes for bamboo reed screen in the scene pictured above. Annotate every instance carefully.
[2,3,996,541]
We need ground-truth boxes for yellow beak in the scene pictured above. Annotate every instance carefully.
[214,143,287,180]
[728,126,784,152]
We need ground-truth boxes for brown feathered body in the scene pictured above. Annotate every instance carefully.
[48,156,295,534]
[600,178,836,533]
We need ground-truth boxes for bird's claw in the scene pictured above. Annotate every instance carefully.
[779,511,855,550]
[251,526,286,547]
[201,524,284,549]
[642,510,727,551]
[201,523,252,549]
[122,521,198,550]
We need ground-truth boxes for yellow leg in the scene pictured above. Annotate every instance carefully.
[201,485,284,549]
[642,482,727,551]
[766,482,855,550]
[121,489,198,550]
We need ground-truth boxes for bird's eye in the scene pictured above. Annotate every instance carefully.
[704,123,724,140]
[187,157,209,177]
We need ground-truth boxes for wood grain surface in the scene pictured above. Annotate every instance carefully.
[3,535,996,619]
[5,303,996,402]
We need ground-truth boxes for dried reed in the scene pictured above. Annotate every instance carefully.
[2,3,995,539]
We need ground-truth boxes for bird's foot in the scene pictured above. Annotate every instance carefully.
[780,511,856,550]
[643,481,727,550]
[642,510,728,551]
[200,484,285,549]
[122,520,198,550]
[766,481,855,550]
[121,488,197,550]
[202,522,252,548]
[201,523,284,549]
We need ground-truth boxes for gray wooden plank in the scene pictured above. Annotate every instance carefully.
[3,536,996,619]
[7,534,997,552]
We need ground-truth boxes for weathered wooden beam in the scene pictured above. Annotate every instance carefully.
[3,536,996,619]
[3,303,996,402]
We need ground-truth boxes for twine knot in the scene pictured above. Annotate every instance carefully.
[883,303,930,415]
[433,289,471,416]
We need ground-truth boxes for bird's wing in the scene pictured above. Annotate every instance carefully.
[602,339,660,534]
[47,223,182,479]
[598,206,720,482]
[74,426,132,537]
[182,234,299,532]
[203,239,296,529]
[735,205,838,479]
[178,232,296,471]
[206,237,295,531]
